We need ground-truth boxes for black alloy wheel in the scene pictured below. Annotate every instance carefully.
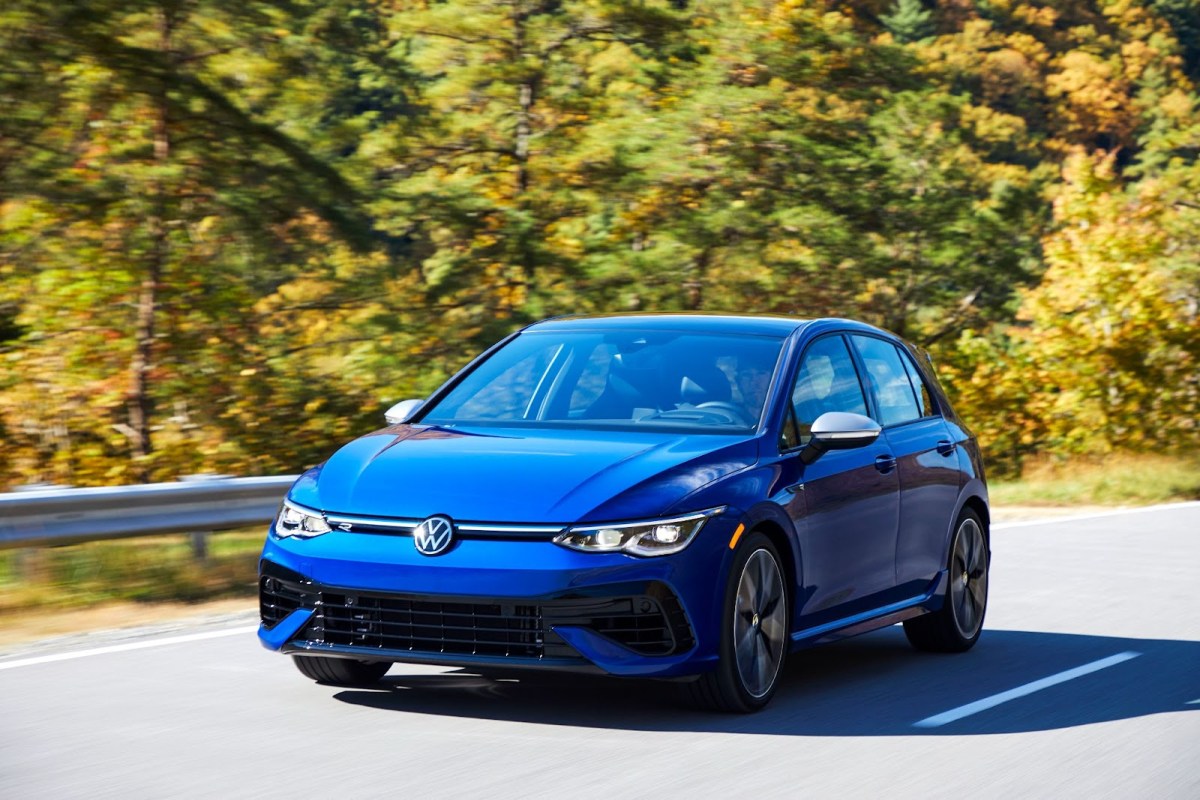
[685,532,789,712]
[904,508,989,652]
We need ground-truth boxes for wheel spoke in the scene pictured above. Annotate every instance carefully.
[964,590,979,632]
[735,623,757,667]
[957,586,974,631]
[754,636,771,693]
[738,568,757,612]
[760,611,786,645]
[753,554,770,609]
[967,524,979,567]
[969,574,987,609]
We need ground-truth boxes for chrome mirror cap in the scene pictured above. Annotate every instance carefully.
[384,398,424,425]
[801,411,881,464]
[810,411,882,446]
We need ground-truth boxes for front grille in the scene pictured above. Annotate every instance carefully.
[258,562,693,660]
[322,514,561,540]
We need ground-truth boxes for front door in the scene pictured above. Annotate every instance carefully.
[779,334,901,627]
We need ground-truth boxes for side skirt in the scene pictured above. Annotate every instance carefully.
[789,570,948,649]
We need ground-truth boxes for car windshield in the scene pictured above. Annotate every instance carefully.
[420,329,786,434]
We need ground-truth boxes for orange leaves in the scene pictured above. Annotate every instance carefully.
[1010,151,1199,454]
[1046,51,1136,148]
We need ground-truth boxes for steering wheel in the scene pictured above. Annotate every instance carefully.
[694,401,754,427]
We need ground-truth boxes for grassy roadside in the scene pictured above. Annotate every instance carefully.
[0,529,265,616]
[988,453,1200,507]
[2,453,1197,646]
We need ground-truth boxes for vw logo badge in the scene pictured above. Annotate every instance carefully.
[412,515,454,556]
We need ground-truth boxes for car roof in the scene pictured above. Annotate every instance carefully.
[525,313,813,337]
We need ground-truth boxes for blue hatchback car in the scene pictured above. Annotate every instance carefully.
[259,314,989,711]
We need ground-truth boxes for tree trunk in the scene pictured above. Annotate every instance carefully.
[509,6,535,310]
[516,81,533,195]
[127,7,172,478]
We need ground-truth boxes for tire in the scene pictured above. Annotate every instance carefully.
[685,532,789,713]
[292,655,392,686]
[904,508,989,653]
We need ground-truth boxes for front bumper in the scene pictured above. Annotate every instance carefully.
[256,518,739,678]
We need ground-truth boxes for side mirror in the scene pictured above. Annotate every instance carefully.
[800,411,881,465]
[384,398,424,425]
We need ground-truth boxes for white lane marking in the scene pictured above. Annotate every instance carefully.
[914,651,1141,728]
[992,501,1200,530]
[0,625,258,671]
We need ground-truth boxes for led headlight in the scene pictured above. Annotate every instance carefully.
[553,507,725,557]
[272,499,332,539]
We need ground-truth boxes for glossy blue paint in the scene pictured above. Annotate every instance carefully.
[303,425,759,524]
[258,608,313,650]
[258,314,989,684]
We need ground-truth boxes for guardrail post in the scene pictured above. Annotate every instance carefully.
[180,474,225,561]
[190,531,209,561]
[12,548,40,583]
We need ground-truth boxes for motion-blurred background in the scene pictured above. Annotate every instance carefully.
[1,1,1196,495]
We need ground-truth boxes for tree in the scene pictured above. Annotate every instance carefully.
[1014,152,1199,453]
[882,0,935,44]
[0,0,384,484]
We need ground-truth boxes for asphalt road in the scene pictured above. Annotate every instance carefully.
[2,504,1197,799]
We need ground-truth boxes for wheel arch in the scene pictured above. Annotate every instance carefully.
[746,517,799,628]
[960,494,991,543]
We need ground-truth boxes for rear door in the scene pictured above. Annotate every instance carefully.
[848,335,960,597]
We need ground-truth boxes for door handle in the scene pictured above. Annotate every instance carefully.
[936,440,956,457]
[874,454,897,474]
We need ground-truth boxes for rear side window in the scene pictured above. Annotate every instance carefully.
[898,348,937,418]
[849,335,921,427]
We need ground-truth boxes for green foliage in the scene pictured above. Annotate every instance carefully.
[1,0,1198,488]
[883,0,936,44]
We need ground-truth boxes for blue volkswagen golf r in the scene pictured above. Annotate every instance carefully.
[258,314,990,712]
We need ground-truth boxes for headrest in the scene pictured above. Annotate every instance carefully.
[679,363,732,405]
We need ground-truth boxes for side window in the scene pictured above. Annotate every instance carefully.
[849,335,921,427]
[786,335,868,447]
[898,347,937,418]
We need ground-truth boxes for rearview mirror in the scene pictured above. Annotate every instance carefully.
[384,398,424,425]
[800,411,882,464]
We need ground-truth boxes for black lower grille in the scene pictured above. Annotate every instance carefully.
[316,593,548,657]
[259,563,310,628]
[258,562,693,660]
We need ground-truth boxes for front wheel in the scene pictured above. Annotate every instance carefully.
[293,655,392,686]
[685,532,789,712]
[904,509,989,652]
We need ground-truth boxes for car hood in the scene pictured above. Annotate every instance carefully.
[290,424,759,523]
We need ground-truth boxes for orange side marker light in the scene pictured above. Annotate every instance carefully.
[728,523,745,550]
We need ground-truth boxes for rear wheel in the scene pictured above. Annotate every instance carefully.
[292,655,392,686]
[685,532,789,713]
[904,509,988,652]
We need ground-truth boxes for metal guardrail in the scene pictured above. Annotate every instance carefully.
[0,475,297,550]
